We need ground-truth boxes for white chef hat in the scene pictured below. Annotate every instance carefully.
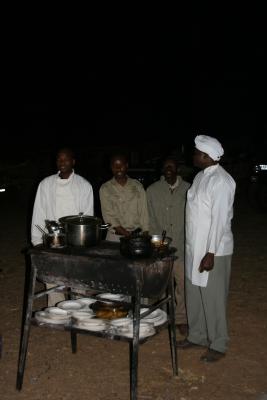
[194,135,224,161]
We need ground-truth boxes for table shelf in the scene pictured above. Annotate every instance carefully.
[31,317,169,344]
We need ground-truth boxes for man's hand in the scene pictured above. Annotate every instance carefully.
[114,226,131,237]
[199,252,214,272]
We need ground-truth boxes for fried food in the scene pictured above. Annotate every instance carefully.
[95,308,128,320]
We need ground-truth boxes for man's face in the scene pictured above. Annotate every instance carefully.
[56,151,75,175]
[111,157,128,179]
[193,148,209,169]
[162,159,177,180]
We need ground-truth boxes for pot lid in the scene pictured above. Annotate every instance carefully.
[59,215,101,225]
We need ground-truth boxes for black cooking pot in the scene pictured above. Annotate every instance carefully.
[59,215,109,247]
[120,235,152,258]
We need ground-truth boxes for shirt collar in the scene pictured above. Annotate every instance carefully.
[169,176,180,190]
[57,170,75,181]
[203,164,219,174]
[161,175,181,189]
[111,175,129,187]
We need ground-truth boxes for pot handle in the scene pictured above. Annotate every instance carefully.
[100,223,111,230]
[35,224,47,236]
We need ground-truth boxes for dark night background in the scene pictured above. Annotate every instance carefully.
[1,13,267,211]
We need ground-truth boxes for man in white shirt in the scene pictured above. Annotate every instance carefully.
[31,148,94,305]
[177,135,236,362]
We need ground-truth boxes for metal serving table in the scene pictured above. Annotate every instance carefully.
[16,241,178,400]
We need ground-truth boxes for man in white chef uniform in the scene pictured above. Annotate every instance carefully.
[31,148,94,306]
[177,135,236,362]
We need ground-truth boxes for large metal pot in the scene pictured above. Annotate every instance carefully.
[59,215,109,247]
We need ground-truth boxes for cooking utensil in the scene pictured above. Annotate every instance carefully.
[150,234,172,247]
[161,230,166,246]
[129,228,142,238]
[36,223,66,248]
[43,232,66,248]
[59,215,110,247]
[45,220,64,234]
[35,224,47,236]
[120,235,152,258]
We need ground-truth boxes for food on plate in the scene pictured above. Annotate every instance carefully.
[95,308,128,320]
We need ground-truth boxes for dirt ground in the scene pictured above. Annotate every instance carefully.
[0,187,267,400]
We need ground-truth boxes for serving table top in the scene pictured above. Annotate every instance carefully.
[29,241,176,298]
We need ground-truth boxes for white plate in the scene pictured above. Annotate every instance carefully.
[57,300,84,311]
[120,321,154,331]
[140,307,149,314]
[141,308,163,319]
[96,293,126,302]
[76,297,97,306]
[73,324,106,332]
[120,327,156,338]
[35,311,70,325]
[153,314,168,327]
[73,320,107,331]
[145,312,168,327]
[44,307,70,319]
[71,311,95,321]
[110,318,132,327]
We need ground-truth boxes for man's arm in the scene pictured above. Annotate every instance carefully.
[199,181,234,272]
[199,252,214,272]
[31,183,46,246]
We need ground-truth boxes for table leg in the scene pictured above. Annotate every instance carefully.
[70,331,77,353]
[16,266,37,390]
[168,270,178,375]
[130,285,141,400]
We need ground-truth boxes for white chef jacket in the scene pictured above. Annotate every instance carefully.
[31,171,94,246]
[185,164,236,287]
[55,172,77,219]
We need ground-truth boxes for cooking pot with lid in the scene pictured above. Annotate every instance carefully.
[59,214,110,247]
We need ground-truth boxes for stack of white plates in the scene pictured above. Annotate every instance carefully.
[35,308,71,325]
[119,321,155,338]
[140,308,168,327]
[73,318,107,331]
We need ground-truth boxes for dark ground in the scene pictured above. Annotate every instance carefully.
[0,184,267,400]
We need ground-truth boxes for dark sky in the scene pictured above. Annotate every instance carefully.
[192,15,267,151]
[3,15,267,158]
[20,27,182,145]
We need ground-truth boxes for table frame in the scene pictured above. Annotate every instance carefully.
[16,247,178,400]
